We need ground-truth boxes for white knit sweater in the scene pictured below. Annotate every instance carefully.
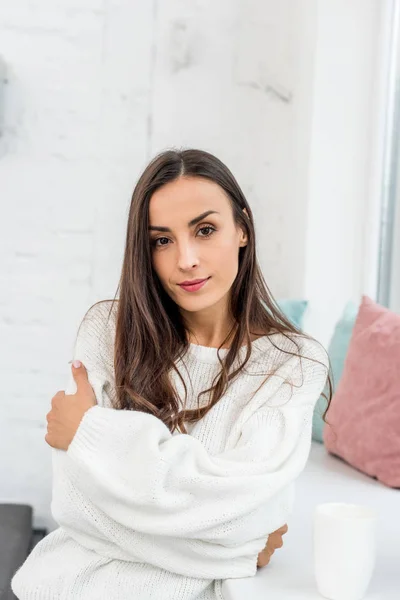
[11,301,329,600]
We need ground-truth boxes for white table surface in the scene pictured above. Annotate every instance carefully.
[222,442,400,600]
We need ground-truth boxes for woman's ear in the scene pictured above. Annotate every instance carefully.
[240,208,249,247]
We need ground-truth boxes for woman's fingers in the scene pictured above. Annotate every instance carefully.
[257,547,273,568]
[258,524,289,568]
[276,524,288,535]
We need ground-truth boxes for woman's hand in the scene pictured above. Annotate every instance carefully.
[257,524,288,568]
[45,360,97,451]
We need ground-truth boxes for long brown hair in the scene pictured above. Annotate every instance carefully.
[89,148,332,434]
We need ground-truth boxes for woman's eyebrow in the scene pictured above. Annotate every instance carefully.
[148,210,220,232]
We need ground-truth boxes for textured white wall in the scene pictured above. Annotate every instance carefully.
[303,0,383,346]
[0,0,381,529]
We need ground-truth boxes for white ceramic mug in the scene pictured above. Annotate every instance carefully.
[313,502,378,600]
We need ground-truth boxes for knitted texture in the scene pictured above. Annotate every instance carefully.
[12,301,328,600]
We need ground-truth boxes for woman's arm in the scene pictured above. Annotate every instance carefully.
[52,485,286,580]
[51,303,328,577]
[62,314,328,540]
[65,371,324,543]
[53,370,305,579]
[53,368,297,579]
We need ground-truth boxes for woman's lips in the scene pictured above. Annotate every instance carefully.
[178,277,211,292]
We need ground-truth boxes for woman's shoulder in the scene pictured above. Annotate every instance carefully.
[292,332,329,369]
[75,299,118,370]
[261,330,329,381]
[82,299,118,331]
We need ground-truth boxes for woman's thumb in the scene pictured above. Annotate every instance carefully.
[71,360,89,387]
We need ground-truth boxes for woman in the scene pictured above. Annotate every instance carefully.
[12,148,332,600]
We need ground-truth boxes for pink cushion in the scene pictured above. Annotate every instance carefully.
[323,295,400,488]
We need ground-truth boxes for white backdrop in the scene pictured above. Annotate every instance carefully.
[0,0,384,529]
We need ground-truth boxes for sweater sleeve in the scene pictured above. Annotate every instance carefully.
[53,406,300,579]
[63,306,329,543]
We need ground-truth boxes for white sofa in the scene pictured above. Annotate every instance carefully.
[222,441,400,600]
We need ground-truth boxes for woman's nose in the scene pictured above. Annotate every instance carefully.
[177,242,200,269]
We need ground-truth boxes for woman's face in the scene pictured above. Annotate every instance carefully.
[148,176,248,315]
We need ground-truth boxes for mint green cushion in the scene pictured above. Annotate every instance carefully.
[312,301,359,442]
[278,299,308,329]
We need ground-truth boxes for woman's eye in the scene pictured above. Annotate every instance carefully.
[152,237,169,247]
[151,225,216,248]
[198,225,216,237]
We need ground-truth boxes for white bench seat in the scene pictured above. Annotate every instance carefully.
[222,441,400,600]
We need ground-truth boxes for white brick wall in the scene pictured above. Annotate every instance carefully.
[0,0,380,529]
